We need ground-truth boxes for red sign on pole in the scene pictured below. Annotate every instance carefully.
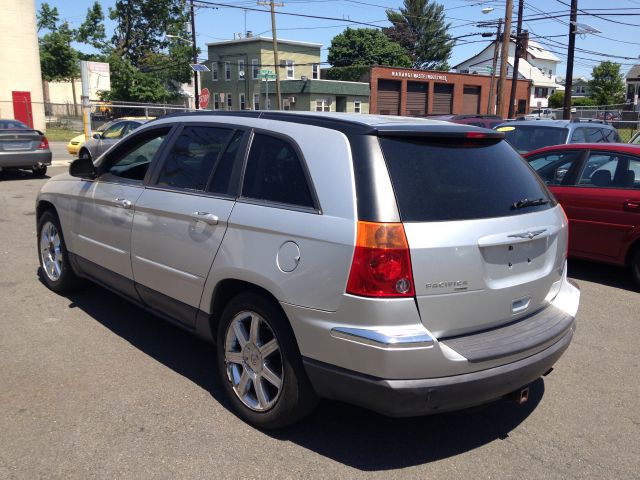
[199,88,210,109]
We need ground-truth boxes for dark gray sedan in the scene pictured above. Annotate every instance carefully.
[0,119,52,177]
[78,119,146,161]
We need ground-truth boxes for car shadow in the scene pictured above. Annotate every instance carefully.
[52,277,544,470]
[568,258,638,292]
[0,169,49,181]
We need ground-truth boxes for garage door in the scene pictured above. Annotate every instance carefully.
[432,83,453,114]
[406,82,428,116]
[377,80,401,115]
[462,86,481,114]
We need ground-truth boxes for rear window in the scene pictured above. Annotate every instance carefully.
[379,137,553,222]
[498,125,569,153]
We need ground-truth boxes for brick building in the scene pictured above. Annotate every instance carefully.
[367,66,531,117]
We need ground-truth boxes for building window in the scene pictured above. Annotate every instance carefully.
[211,63,218,81]
[227,93,232,110]
[238,59,245,80]
[286,60,294,79]
[225,62,231,81]
[252,59,259,79]
[312,64,319,79]
[354,101,361,114]
[240,93,246,110]
[253,93,260,110]
[534,87,549,98]
[315,99,330,112]
[213,93,220,110]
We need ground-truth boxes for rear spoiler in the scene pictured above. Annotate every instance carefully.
[375,127,505,141]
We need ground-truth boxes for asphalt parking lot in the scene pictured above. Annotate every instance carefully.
[1,165,639,479]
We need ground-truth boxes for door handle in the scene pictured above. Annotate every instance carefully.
[623,201,640,212]
[190,211,219,225]
[114,197,132,209]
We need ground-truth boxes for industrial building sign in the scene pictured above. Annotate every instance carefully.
[390,71,448,81]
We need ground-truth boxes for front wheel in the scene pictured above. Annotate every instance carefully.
[37,210,82,293]
[216,292,317,429]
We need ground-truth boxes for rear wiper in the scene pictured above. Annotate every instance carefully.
[511,198,549,210]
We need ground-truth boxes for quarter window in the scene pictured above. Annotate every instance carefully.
[102,122,127,139]
[242,133,314,208]
[155,126,234,191]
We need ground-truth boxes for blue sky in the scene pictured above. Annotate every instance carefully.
[38,0,640,78]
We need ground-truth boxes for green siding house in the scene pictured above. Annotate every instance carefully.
[200,36,369,113]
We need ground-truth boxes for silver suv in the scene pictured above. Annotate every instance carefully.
[36,112,580,429]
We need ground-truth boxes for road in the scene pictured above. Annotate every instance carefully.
[1,166,639,479]
[49,141,74,167]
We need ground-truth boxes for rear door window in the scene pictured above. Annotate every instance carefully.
[242,133,315,209]
[577,153,619,187]
[379,137,553,222]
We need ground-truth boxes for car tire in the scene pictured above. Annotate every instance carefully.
[216,291,318,429]
[37,210,82,294]
[32,165,47,177]
[631,246,640,288]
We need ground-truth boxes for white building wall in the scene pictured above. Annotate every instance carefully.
[0,0,45,130]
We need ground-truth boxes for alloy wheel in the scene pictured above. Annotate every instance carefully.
[224,310,284,411]
[40,221,63,281]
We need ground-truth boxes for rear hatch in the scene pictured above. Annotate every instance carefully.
[379,133,567,339]
[0,129,42,152]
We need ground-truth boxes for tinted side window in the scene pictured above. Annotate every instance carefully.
[102,128,171,182]
[156,126,233,191]
[242,133,314,208]
[208,130,244,196]
[527,150,582,185]
[586,128,605,142]
[102,122,127,139]
[570,128,587,143]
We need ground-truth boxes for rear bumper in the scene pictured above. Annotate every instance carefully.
[0,150,52,169]
[304,323,574,417]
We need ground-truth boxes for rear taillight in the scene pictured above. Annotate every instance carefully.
[38,136,50,150]
[346,221,415,298]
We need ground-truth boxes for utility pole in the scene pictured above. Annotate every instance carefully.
[190,0,199,109]
[487,19,502,115]
[563,0,578,120]
[258,0,284,110]
[496,0,513,118]
[508,0,524,118]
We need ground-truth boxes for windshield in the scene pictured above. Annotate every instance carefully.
[379,137,553,222]
[497,125,569,153]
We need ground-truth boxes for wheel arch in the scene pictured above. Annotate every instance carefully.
[203,279,290,344]
[624,234,640,267]
[36,199,58,220]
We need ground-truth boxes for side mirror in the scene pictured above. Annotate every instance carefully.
[92,132,102,139]
[69,156,97,179]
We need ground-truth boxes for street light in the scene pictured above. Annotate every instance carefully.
[166,34,193,44]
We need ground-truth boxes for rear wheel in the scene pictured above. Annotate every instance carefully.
[32,165,47,177]
[216,292,317,429]
[37,210,82,293]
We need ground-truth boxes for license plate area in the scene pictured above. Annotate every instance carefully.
[481,238,548,284]
[3,141,31,151]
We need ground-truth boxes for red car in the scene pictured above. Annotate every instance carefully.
[524,143,640,286]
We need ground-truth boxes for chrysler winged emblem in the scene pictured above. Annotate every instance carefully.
[508,229,546,240]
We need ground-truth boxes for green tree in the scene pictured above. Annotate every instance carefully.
[37,2,59,32]
[327,28,412,81]
[548,91,564,109]
[384,0,453,70]
[100,0,195,102]
[588,61,625,106]
[76,2,107,50]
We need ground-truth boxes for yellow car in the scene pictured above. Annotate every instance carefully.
[66,117,154,156]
